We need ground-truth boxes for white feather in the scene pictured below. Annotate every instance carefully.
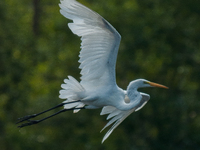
[59,76,85,113]
[100,93,150,143]
[100,107,135,143]
[59,0,121,90]
[100,106,116,115]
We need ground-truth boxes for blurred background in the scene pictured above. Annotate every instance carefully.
[1,0,200,149]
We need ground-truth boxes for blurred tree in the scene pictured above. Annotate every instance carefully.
[0,0,200,149]
[33,0,41,35]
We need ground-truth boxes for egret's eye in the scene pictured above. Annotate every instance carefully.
[143,81,149,84]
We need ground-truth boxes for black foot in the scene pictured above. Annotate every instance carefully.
[18,120,40,128]
[16,114,37,124]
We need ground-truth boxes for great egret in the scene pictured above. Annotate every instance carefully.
[17,0,168,143]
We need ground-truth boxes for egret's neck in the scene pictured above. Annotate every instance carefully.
[115,90,141,111]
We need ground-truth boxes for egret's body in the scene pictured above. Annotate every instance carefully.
[17,0,168,143]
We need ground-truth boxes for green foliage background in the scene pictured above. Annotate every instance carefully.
[1,0,200,149]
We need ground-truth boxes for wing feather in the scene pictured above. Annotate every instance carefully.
[100,93,150,143]
[59,0,121,89]
[100,106,134,143]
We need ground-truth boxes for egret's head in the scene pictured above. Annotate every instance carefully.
[129,79,168,89]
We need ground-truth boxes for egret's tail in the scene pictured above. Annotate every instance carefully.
[59,76,85,113]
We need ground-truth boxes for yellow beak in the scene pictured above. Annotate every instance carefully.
[147,81,169,89]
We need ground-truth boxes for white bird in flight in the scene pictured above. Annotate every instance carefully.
[17,0,168,143]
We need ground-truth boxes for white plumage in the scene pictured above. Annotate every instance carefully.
[17,0,168,143]
[59,0,120,90]
[58,0,168,143]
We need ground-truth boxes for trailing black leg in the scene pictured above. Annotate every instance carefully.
[17,106,85,128]
[16,100,81,124]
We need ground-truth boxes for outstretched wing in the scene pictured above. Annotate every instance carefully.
[59,0,121,89]
[100,106,134,143]
[100,93,150,143]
